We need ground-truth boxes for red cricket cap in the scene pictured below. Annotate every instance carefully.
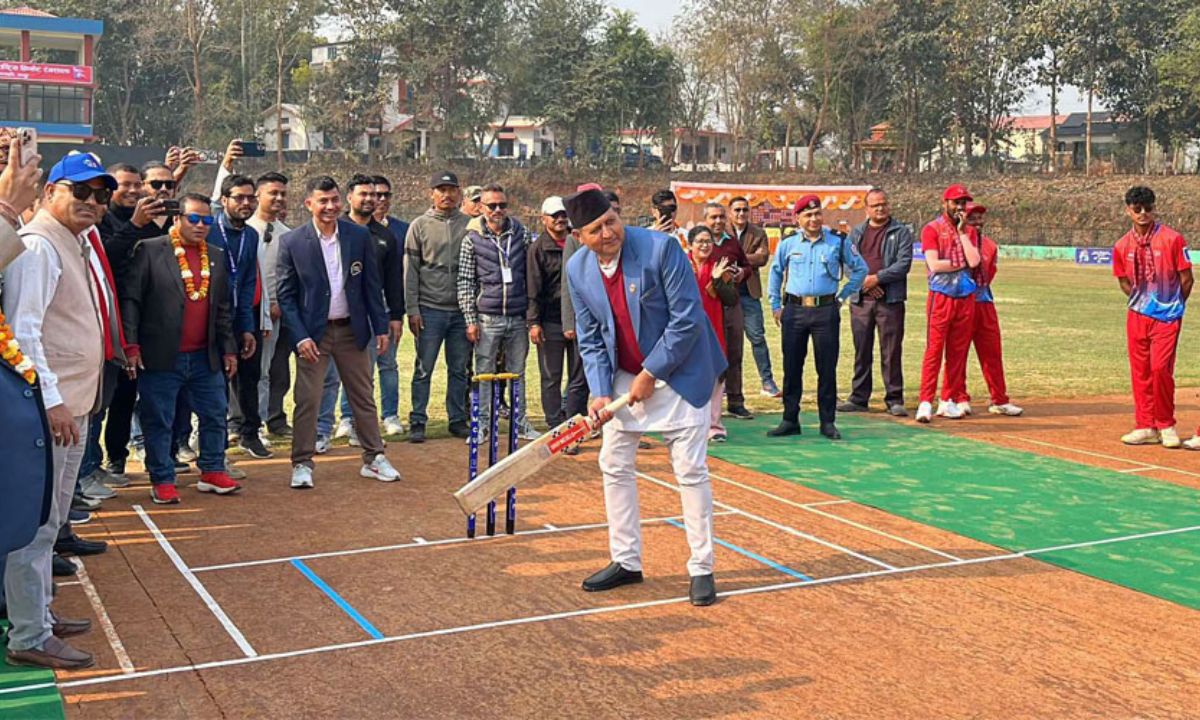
[964,201,987,215]
[793,194,821,214]
[943,184,972,202]
[575,182,603,192]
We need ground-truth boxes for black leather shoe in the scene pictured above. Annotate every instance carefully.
[448,421,471,439]
[837,401,867,413]
[727,406,754,420]
[581,562,643,592]
[51,554,77,577]
[51,614,91,638]
[887,404,908,417]
[409,424,426,443]
[820,422,842,440]
[767,421,801,437]
[689,574,717,606]
[54,533,107,557]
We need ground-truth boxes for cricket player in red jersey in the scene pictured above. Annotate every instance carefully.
[1112,186,1192,448]
[915,184,981,423]
[944,202,1023,416]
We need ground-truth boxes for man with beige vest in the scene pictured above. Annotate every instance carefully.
[2,153,109,669]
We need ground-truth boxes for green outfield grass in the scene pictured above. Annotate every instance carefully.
[286,260,1197,436]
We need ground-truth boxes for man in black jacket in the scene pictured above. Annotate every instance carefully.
[122,194,242,505]
[528,195,586,428]
[838,188,914,416]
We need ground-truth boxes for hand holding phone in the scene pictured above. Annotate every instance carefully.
[240,141,265,157]
[16,127,37,168]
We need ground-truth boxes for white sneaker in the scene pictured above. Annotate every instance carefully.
[177,445,198,463]
[465,427,489,445]
[382,416,405,436]
[1161,426,1182,449]
[80,472,116,500]
[1121,428,1161,445]
[518,423,542,441]
[989,403,1024,416]
[258,430,273,448]
[290,465,314,489]
[361,454,401,482]
[315,435,331,454]
[916,402,933,424]
[334,417,353,439]
[941,401,965,419]
[958,402,973,416]
[1183,435,1200,451]
[348,426,361,447]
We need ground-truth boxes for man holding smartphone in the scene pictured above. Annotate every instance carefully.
[915,184,982,424]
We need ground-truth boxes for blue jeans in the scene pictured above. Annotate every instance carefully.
[318,361,340,438]
[410,306,469,427]
[741,293,775,386]
[475,314,531,428]
[139,351,228,485]
[78,406,105,479]
[340,337,399,421]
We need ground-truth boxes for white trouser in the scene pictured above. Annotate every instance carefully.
[708,380,726,438]
[598,420,714,577]
[257,323,280,414]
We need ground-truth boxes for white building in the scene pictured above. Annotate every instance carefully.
[259,103,316,151]
[481,116,554,160]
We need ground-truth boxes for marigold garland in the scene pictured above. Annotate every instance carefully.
[0,309,37,384]
[170,225,211,301]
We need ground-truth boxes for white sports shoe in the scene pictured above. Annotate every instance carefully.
[1121,428,1161,445]
[382,416,405,436]
[348,426,361,447]
[315,435,331,454]
[1182,435,1200,451]
[941,401,965,419]
[1160,426,1182,449]
[518,423,542,441]
[334,417,353,439]
[988,403,1024,416]
[177,445,198,463]
[916,402,933,424]
[935,400,948,417]
[291,465,314,489]
[361,454,401,482]
[958,402,973,416]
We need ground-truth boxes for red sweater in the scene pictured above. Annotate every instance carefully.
[602,261,645,375]
[179,243,210,353]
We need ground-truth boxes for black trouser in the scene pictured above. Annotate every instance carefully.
[780,302,840,425]
[266,325,292,432]
[104,370,139,470]
[849,297,906,408]
[722,299,746,409]
[231,330,264,437]
[537,321,588,426]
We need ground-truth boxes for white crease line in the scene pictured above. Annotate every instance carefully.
[413,537,428,545]
[1001,434,1200,478]
[636,472,897,570]
[544,524,558,530]
[1117,467,1157,474]
[10,522,1196,697]
[55,581,81,587]
[801,499,851,508]
[133,505,257,657]
[73,558,134,674]
[708,473,963,562]
[192,512,736,573]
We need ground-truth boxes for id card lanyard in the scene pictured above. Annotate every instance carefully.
[218,214,242,307]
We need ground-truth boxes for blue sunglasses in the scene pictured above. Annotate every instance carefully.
[185,213,215,226]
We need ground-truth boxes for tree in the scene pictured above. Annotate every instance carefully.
[600,11,678,167]
[880,0,955,171]
[1056,0,1121,174]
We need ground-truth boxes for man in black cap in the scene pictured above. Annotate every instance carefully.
[404,171,471,442]
[565,187,727,607]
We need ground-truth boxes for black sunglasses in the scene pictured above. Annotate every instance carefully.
[376,191,392,198]
[184,213,215,226]
[484,202,508,211]
[549,211,567,220]
[149,179,177,190]
[58,182,112,205]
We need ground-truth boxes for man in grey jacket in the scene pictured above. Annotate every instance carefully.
[839,188,914,416]
[405,171,471,442]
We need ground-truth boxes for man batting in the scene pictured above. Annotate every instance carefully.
[565,188,727,607]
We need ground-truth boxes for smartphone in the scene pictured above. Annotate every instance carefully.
[16,127,37,166]
[241,141,265,157]
[160,199,180,215]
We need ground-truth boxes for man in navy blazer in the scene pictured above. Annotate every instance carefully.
[565,188,726,607]
[275,175,400,488]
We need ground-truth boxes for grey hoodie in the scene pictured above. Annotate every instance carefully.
[404,207,470,313]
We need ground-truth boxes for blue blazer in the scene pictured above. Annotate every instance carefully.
[0,364,53,555]
[567,225,726,409]
[207,213,260,335]
[275,219,388,351]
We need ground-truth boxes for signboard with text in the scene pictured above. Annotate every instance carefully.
[1075,247,1113,265]
[0,62,93,85]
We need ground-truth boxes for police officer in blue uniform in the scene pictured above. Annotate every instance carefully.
[767,195,867,439]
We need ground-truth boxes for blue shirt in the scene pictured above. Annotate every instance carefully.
[768,228,867,311]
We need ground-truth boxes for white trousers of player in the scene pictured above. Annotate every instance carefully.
[598,421,715,577]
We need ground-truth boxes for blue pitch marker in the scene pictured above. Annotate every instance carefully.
[291,559,384,639]
[664,519,814,582]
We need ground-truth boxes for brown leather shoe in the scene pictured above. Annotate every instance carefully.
[52,614,91,638]
[6,636,94,669]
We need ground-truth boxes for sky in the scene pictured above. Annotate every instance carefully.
[608,0,1096,115]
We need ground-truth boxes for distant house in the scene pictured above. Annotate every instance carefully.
[482,116,554,160]
[260,103,315,151]
[1044,112,1128,170]
[854,122,903,172]
[1002,114,1067,164]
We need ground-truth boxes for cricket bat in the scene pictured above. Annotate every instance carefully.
[453,394,631,516]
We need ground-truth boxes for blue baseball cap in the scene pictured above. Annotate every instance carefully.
[47,152,116,190]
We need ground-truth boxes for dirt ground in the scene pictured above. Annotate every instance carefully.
[24,418,1200,719]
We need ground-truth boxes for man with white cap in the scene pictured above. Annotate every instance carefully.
[528,196,587,435]
[565,187,727,607]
